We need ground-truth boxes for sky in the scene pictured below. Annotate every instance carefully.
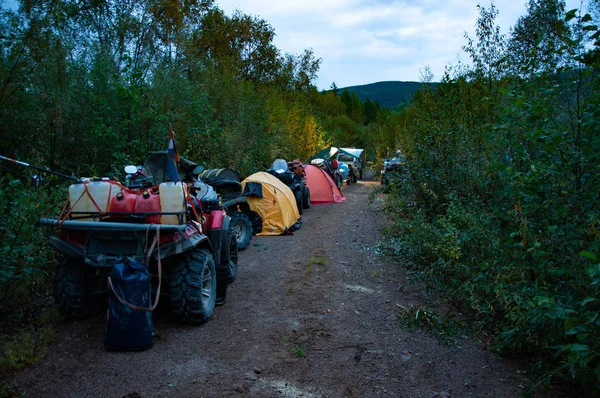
[216,0,584,90]
[2,0,585,90]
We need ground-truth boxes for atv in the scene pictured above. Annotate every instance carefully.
[381,155,407,192]
[40,151,237,325]
[265,159,310,215]
[196,168,253,250]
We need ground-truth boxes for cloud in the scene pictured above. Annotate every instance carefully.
[215,0,582,89]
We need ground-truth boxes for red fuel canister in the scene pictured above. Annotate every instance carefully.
[110,190,136,218]
[134,191,161,224]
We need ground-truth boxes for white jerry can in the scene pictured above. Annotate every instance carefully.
[68,179,120,221]
[159,181,186,224]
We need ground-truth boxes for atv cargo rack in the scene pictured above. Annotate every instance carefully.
[39,218,207,268]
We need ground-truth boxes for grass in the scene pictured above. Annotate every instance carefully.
[281,335,308,358]
[305,250,330,276]
[396,304,468,349]
[0,325,54,372]
[0,381,23,398]
[0,318,56,398]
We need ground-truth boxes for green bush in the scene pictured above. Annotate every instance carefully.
[0,175,65,374]
[377,4,600,392]
[382,172,600,392]
[0,176,63,318]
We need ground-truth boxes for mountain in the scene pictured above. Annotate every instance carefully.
[339,81,436,108]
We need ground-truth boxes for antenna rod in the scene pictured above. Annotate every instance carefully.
[0,154,79,181]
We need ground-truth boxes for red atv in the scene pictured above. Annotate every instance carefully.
[40,151,237,324]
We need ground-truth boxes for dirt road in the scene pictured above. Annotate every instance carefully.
[13,179,540,397]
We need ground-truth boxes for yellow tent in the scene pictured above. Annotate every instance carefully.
[241,172,300,235]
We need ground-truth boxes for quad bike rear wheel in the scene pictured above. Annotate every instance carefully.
[170,248,216,324]
[302,187,311,209]
[230,211,252,250]
[53,256,91,319]
[222,225,239,283]
[294,189,303,215]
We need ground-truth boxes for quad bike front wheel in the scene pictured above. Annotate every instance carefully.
[170,248,216,324]
[302,187,311,209]
[230,211,252,250]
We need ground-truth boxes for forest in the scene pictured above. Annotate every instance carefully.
[341,81,437,109]
[1,0,599,395]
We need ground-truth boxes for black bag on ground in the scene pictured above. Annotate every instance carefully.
[105,256,153,351]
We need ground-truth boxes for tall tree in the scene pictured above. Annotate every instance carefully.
[507,0,569,77]
[462,2,506,94]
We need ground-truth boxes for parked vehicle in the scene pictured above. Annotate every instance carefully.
[312,147,365,184]
[335,148,365,182]
[197,168,253,250]
[265,159,309,215]
[337,163,349,185]
[336,152,361,183]
[309,158,343,189]
[40,151,237,324]
[381,155,407,190]
[290,159,311,211]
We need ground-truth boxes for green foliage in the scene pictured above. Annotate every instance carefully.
[0,381,24,398]
[0,324,54,371]
[289,344,307,358]
[341,81,437,109]
[0,176,61,377]
[0,176,62,319]
[379,2,600,394]
[281,335,308,358]
[0,0,325,179]
[396,304,467,349]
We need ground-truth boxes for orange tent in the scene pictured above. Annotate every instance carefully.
[304,164,345,204]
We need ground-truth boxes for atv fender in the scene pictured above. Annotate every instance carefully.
[215,215,232,302]
[207,214,231,266]
[221,196,249,213]
[156,232,212,261]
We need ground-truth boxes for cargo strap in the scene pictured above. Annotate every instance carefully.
[60,180,120,224]
[107,225,162,312]
[85,183,107,215]
[187,194,200,222]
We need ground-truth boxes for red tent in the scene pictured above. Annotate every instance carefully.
[304,164,345,204]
